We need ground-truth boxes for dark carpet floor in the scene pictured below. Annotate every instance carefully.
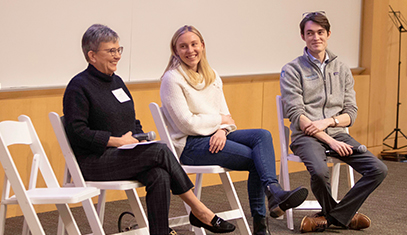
[4,160,406,234]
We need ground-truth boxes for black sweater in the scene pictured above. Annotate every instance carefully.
[63,64,143,158]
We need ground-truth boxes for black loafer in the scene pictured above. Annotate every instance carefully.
[189,212,236,233]
[168,227,177,235]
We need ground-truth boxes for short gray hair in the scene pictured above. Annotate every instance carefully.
[81,24,119,62]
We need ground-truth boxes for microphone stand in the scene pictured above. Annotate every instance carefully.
[383,5,407,150]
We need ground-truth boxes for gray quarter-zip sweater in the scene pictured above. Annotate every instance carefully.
[280,48,358,142]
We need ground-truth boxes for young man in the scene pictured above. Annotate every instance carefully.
[279,12,388,233]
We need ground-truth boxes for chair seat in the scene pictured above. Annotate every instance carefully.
[287,154,343,164]
[3,187,100,205]
[86,180,144,190]
[181,165,231,174]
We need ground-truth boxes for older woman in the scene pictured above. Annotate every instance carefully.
[160,25,309,235]
[63,24,235,235]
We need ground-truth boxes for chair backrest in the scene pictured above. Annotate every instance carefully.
[276,95,291,160]
[48,112,87,188]
[148,102,179,160]
[0,115,61,204]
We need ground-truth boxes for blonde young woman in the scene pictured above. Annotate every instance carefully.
[160,25,309,235]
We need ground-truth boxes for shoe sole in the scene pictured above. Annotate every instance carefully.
[270,188,308,218]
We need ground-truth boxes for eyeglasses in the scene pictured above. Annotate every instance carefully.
[97,46,124,56]
[302,11,326,19]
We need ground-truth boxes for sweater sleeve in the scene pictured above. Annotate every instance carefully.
[160,70,222,136]
[216,73,231,116]
[280,63,306,131]
[341,64,358,126]
[217,75,237,132]
[63,79,110,155]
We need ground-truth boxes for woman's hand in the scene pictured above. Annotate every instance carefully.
[120,131,139,145]
[221,114,235,125]
[328,139,353,157]
[209,129,227,153]
[108,131,139,147]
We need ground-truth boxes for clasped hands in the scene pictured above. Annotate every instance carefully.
[304,119,353,157]
[209,114,235,154]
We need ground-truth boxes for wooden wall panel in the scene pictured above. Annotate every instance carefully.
[0,73,371,218]
[384,0,407,150]
[223,82,264,129]
[361,0,389,152]
[351,75,370,145]
[262,80,281,161]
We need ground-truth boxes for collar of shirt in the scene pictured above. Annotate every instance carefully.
[306,49,329,74]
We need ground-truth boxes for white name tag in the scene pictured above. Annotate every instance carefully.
[112,88,131,103]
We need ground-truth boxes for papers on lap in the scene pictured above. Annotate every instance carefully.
[118,140,160,149]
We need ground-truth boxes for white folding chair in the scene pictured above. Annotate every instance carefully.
[149,102,251,235]
[0,115,104,235]
[276,95,355,230]
[48,112,149,235]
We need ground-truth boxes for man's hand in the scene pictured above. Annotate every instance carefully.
[304,119,332,136]
[328,139,353,157]
[209,129,227,153]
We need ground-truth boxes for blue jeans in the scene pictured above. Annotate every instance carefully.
[180,129,278,217]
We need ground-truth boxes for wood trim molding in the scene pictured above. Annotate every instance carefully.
[0,67,366,99]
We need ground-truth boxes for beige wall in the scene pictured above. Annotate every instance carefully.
[0,0,398,218]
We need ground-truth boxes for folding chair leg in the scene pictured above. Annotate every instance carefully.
[55,204,81,235]
[22,220,30,235]
[219,172,251,235]
[285,209,294,230]
[331,162,341,201]
[0,204,7,235]
[57,216,66,235]
[57,201,103,235]
[80,199,105,235]
[194,173,204,200]
[96,190,107,223]
[347,165,355,188]
[279,158,295,230]
[125,188,149,233]
[19,202,45,235]
[190,174,205,235]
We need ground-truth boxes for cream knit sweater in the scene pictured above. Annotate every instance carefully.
[160,68,236,157]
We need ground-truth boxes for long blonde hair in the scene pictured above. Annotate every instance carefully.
[162,25,215,88]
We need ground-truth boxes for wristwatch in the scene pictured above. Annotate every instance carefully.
[332,116,339,127]
[222,128,230,136]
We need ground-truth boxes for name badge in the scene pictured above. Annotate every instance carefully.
[112,88,130,103]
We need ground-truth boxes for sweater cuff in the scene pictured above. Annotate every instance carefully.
[91,131,111,154]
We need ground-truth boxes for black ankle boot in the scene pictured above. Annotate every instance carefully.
[253,215,270,235]
[266,183,308,218]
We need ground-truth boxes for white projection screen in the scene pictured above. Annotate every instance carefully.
[0,0,361,90]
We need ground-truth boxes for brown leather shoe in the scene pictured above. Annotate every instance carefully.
[349,213,370,230]
[300,215,328,233]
